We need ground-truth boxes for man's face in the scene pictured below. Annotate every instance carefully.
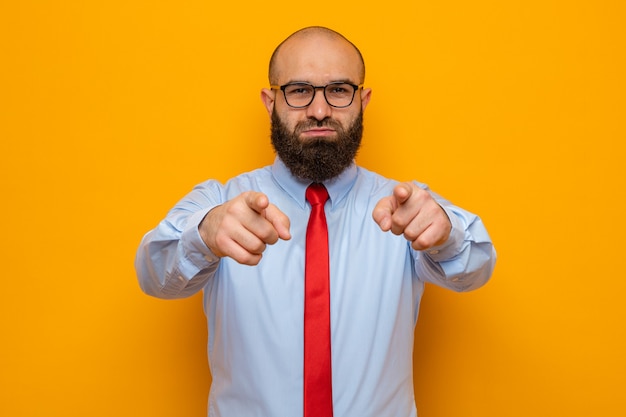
[261,33,372,182]
[270,108,364,183]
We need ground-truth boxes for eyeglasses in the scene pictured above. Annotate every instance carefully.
[271,82,363,108]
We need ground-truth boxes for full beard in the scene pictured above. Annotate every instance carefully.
[270,111,364,183]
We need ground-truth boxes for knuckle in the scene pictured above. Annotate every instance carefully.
[238,252,261,266]
[224,201,243,218]
[390,221,404,235]
[414,234,432,249]
[414,189,430,203]
[255,220,279,245]
[390,212,409,234]
[263,231,279,245]
[249,241,267,255]
[242,230,266,252]
[213,233,232,254]
[403,229,418,242]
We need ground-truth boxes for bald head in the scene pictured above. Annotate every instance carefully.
[268,26,365,85]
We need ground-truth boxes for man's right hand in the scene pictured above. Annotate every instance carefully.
[199,191,291,265]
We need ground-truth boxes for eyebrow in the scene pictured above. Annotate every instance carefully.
[281,79,358,85]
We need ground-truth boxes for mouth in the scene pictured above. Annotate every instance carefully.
[299,127,337,141]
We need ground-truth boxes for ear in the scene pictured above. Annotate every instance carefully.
[260,88,276,117]
[360,87,372,111]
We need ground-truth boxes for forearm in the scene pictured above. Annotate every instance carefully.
[135,212,219,299]
[414,193,496,292]
[135,183,224,299]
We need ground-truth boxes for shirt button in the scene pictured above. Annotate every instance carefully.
[429,250,440,255]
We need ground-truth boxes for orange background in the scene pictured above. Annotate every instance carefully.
[1,1,625,416]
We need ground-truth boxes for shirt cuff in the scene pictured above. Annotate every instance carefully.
[178,207,221,278]
[423,205,464,261]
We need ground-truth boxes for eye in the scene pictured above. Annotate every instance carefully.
[329,86,348,94]
[326,83,353,97]
[285,84,313,95]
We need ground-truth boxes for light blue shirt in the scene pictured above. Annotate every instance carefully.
[135,158,496,417]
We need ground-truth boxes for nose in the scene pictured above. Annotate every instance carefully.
[305,88,332,121]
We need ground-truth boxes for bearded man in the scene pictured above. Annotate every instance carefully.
[135,26,496,417]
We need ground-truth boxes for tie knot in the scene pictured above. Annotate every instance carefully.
[306,183,329,206]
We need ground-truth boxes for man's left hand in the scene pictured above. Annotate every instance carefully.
[372,182,452,251]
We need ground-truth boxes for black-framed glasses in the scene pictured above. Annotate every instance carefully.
[271,82,363,108]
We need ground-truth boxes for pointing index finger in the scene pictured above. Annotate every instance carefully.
[372,195,395,231]
[246,192,270,214]
[393,182,413,205]
[265,204,291,241]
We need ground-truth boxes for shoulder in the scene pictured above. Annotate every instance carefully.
[199,165,272,189]
[223,165,274,191]
[181,165,273,204]
[355,165,430,193]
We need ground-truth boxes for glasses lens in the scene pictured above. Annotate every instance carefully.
[283,83,315,107]
[324,83,356,107]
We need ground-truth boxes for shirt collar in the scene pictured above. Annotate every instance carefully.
[271,157,358,210]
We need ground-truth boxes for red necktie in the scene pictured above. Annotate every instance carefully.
[304,183,333,417]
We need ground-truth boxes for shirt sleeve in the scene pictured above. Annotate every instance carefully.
[134,181,223,299]
[413,187,497,292]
